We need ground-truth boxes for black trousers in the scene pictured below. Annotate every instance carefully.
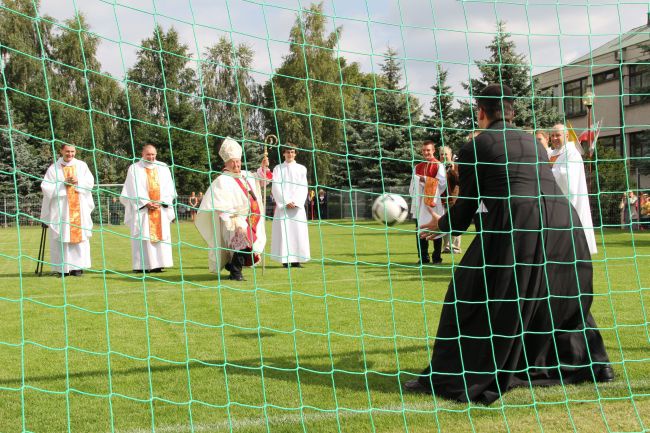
[228,252,246,277]
[416,220,442,262]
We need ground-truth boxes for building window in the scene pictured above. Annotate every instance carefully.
[593,69,619,86]
[629,130,650,174]
[540,86,560,111]
[629,64,650,105]
[564,78,587,117]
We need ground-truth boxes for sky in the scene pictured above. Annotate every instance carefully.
[35,0,650,110]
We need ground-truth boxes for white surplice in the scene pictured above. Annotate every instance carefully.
[195,171,267,272]
[550,141,598,254]
[40,158,95,273]
[270,161,310,264]
[408,162,447,226]
[120,160,177,270]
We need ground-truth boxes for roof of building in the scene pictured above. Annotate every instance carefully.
[571,22,650,64]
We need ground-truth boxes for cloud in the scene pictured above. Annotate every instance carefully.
[33,0,648,111]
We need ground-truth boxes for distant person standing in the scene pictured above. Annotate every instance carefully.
[40,144,95,277]
[120,144,177,273]
[189,191,199,221]
[620,191,639,230]
[307,189,316,220]
[318,189,328,219]
[535,129,551,157]
[439,146,461,254]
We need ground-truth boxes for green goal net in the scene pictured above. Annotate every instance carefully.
[1,0,649,432]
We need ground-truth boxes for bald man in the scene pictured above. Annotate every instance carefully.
[120,144,177,273]
[548,124,597,254]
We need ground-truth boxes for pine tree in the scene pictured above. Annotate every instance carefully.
[458,21,559,132]
[420,65,463,152]
[354,47,421,190]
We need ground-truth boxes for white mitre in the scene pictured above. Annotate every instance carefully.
[219,137,243,162]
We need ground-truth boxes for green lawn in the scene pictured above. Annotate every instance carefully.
[0,220,649,433]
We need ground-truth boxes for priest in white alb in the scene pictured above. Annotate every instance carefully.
[120,144,177,273]
[270,144,310,268]
[40,144,95,277]
[195,137,268,281]
[549,123,598,254]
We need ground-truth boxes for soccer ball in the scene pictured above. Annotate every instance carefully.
[372,193,409,226]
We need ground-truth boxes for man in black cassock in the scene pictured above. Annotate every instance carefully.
[403,84,613,404]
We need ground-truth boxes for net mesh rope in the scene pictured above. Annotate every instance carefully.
[0,0,649,432]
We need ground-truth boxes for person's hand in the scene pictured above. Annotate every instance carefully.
[286,202,297,209]
[65,175,77,185]
[146,202,160,210]
[419,214,441,240]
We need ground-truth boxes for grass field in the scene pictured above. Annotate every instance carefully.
[0,220,649,433]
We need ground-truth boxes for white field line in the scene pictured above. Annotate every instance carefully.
[113,388,650,433]
[114,401,441,433]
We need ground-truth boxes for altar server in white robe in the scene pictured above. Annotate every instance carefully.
[549,123,598,254]
[40,144,95,276]
[271,145,310,268]
[195,137,268,281]
[120,144,177,273]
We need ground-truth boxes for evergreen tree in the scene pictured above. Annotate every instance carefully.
[458,21,559,132]
[262,2,346,185]
[419,65,463,152]
[127,25,207,193]
[354,47,421,190]
[0,0,58,192]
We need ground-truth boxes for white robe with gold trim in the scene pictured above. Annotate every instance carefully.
[120,160,177,270]
[195,171,267,272]
[40,158,95,272]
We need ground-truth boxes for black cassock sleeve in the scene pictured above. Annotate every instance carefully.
[438,140,481,235]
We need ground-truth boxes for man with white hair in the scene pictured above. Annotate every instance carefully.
[40,144,95,277]
[195,137,269,281]
[549,123,597,254]
[120,144,177,273]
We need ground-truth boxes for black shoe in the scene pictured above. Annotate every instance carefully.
[228,274,245,281]
[431,257,443,264]
[133,269,144,274]
[56,272,70,278]
[291,262,303,268]
[150,268,164,273]
[70,270,83,277]
[283,263,288,268]
[596,366,615,383]
[402,379,432,394]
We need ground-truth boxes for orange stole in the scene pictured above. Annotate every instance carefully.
[415,161,440,207]
[549,155,559,165]
[145,167,163,243]
[62,165,82,244]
